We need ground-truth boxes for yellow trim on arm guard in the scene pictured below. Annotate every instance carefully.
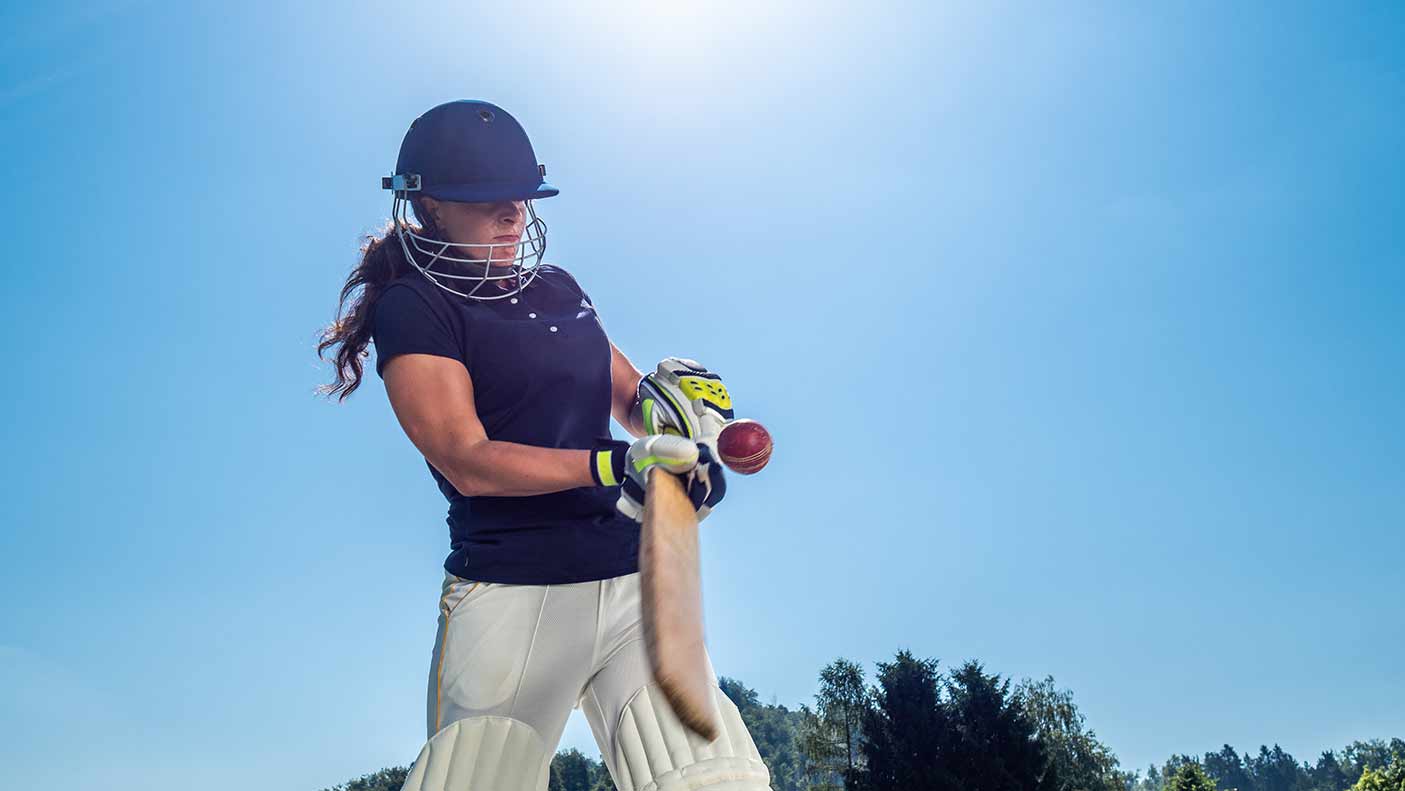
[399,716,549,791]
[677,376,732,413]
[637,359,734,440]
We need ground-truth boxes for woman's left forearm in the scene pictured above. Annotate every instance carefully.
[610,342,646,437]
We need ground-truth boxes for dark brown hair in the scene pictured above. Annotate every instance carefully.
[317,204,437,400]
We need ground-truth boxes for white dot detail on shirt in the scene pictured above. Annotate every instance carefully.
[528,312,538,319]
[549,326,558,333]
[510,298,518,304]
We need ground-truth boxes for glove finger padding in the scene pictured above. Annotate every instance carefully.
[616,435,728,523]
[618,478,645,522]
[617,435,699,523]
[686,443,727,522]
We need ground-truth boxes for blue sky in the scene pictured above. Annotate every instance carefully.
[2,1,1402,789]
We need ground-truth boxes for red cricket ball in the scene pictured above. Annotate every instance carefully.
[716,419,773,475]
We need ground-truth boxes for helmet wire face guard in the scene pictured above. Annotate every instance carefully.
[384,100,560,302]
[386,177,548,302]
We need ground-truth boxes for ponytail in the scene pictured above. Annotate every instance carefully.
[317,206,436,399]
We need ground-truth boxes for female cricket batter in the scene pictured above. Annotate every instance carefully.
[319,100,772,791]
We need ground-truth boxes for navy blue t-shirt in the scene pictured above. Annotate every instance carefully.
[370,265,639,584]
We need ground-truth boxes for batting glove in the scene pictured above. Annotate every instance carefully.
[635,358,734,446]
[591,435,728,523]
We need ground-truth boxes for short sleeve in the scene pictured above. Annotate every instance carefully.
[550,265,595,310]
[370,284,462,378]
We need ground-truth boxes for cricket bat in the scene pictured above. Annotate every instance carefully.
[640,467,721,742]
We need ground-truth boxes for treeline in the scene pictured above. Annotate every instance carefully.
[320,650,1405,791]
[1128,741,1405,791]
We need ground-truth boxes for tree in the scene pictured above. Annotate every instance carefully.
[1129,764,1165,791]
[1127,755,1199,791]
[550,748,610,791]
[720,676,806,791]
[851,650,950,791]
[1166,763,1218,791]
[1248,745,1304,791]
[1344,742,1405,785]
[1350,752,1405,791]
[798,658,870,790]
[1306,751,1352,791]
[798,705,845,791]
[1017,675,1124,791]
[818,659,869,777]
[320,767,410,791]
[945,660,1055,791]
[1203,745,1254,791]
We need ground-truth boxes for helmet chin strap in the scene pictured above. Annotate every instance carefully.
[392,195,548,301]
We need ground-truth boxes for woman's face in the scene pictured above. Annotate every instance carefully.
[420,197,526,267]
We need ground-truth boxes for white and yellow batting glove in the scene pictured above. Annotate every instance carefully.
[590,435,728,523]
[635,358,734,445]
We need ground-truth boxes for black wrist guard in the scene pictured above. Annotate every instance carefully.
[589,439,630,487]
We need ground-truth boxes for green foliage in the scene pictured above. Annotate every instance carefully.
[849,652,1052,791]
[797,658,869,790]
[798,705,846,791]
[945,660,1055,791]
[1127,763,1164,791]
[1250,745,1304,791]
[1131,740,1405,791]
[720,675,807,791]
[1138,741,1405,791]
[1203,746,1253,791]
[318,748,617,791]
[1344,742,1405,786]
[549,748,614,791]
[1350,754,1405,791]
[1166,763,1218,791]
[316,661,1404,791]
[1017,676,1124,791]
[851,650,949,791]
[1306,750,1354,791]
[319,766,409,791]
[1104,754,1199,791]
[818,659,868,778]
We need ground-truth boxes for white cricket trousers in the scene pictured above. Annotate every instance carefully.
[416,571,772,791]
[427,570,703,748]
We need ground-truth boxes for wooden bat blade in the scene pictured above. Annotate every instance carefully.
[640,467,720,742]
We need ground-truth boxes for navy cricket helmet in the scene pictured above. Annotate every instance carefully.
[382,100,557,301]
[384,100,559,202]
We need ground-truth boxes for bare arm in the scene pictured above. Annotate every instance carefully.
[382,353,595,497]
[611,342,646,438]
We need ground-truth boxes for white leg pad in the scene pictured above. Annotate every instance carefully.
[399,716,549,791]
[609,685,772,791]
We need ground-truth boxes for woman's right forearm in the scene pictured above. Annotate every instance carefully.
[382,355,613,498]
[432,439,597,498]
